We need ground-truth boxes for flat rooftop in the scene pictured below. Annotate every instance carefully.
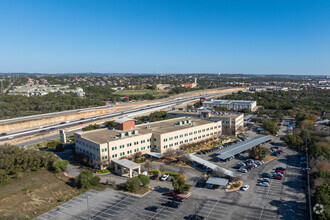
[76,117,216,144]
[216,135,273,160]
[168,110,243,119]
[203,100,256,105]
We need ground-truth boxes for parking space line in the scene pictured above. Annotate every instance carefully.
[204,198,221,220]
[91,195,132,219]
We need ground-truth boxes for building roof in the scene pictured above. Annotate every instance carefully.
[244,114,254,121]
[216,135,273,160]
[76,117,217,144]
[145,152,163,159]
[114,118,135,124]
[203,100,256,105]
[206,177,229,186]
[112,159,140,169]
[187,154,236,177]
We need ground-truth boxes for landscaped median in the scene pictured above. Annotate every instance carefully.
[225,181,243,192]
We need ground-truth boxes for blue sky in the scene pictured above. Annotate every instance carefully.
[0,0,329,74]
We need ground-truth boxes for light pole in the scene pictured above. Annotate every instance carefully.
[86,195,90,220]
[304,131,312,220]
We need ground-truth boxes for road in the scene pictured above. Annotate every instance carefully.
[2,90,236,146]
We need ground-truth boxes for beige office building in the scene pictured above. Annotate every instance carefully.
[75,117,222,168]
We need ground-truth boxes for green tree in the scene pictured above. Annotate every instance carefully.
[125,176,141,192]
[104,121,117,128]
[262,119,280,135]
[172,176,191,194]
[248,145,270,160]
[46,141,57,149]
[282,135,304,149]
[82,124,101,132]
[76,170,100,189]
[138,174,150,186]
[53,159,69,173]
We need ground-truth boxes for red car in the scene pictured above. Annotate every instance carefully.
[275,170,285,174]
[273,175,283,180]
[164,191,177,197]
[79,122,84,124]
[173,196,184,202]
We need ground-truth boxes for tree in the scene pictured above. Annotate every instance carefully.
[262,120,280,135]
[159,164,165,173]
[144,160,152,170]
[282,135,304,149]
[163,149,177,160]
[125,176,141,192]
[138,174,150,186]
[104,120,117,128]
[213,168,227,178]
[172,176,191,194]
[248,146,270,160]
[53,159,69,173]
[82,124,101,132]
[76,170,100,189]
[178,167,185,175]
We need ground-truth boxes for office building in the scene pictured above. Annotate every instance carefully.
[202,99,257,111]
[75,117,222,168]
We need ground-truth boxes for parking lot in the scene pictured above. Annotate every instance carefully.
[37,121,306,220]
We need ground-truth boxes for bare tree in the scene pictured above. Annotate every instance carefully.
[177,154,190,164]
[144,160,152,170]
[162,149,177,160]
[159,164,165,173]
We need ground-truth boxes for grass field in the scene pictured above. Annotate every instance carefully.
[114,89,168,95]
[0,169,80,220]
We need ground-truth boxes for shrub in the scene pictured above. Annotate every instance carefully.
[53,159,69,173]
[125,176,141,192]
[138,174,150,186]
[76,170,100,189]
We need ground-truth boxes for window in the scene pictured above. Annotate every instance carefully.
[194,131,197,134]
[175,142,178,145]
[206,128,209,131]
[163,138,167,142]
[189,132,192,135]
[189,138,192,141]
[104,148,107,152]
[104,156,107,159]
[202,135,205,138]
[202,129,205,132]
[169,137,173,140]
[175,136,178,139]
[198,130,201,133]
[127,143,132,147]
[102,149,104,152]
[184,133,188,137]
[127,151,130,154]
[194,137,197,140]
[154,138,156,141]
[180,141,183,144]
[184,140,188,143]
[180,134,183,138]
[141,140,145,143]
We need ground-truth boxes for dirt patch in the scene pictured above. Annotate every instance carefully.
[263,155,276,163]
[0,169,80,220]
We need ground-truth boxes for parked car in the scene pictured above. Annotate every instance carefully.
[255,161,263,165]
[164,201,180,208]
[164,191,177,197]
[274,172,284,177]
[257,182,269,187]
[240,185,249,191]
[300,157,307,161]
[275,170,285,174]
[258,178,270,183]
[261,173,272,178]
[145,206,158,212]
[187,214,204,220]
[150,175,158,180]
[238,168,247,173]
[273,175,283,180]
[161,174,169,181]
[167,176,173,182]
[79,122,84,124]
[275,167,286,171]
[49,128,55,131]
[252,163,258,168]
[173,196,184,202]
[0,133,7,136]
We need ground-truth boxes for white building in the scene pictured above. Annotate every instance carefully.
[75,117,222,168]
[202,100,257,111]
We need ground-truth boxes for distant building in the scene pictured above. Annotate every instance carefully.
[180,78,197,88]
[156,84,171,90]
[75,117,222,168]
[202,99,257,111]
[167,109,244,135]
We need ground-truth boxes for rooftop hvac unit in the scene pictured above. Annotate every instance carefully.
[188,120,191,124]
[127,131,132,136]
[178,121,182,125]
[133,130,139,135]
[182,121,186,124]
[120,132,125,138]
[186,120,189,124]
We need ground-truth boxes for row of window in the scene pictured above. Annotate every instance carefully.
[163,126,220,142]
[163,132,219,149]
[110,146,151,159]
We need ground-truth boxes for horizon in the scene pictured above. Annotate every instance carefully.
[0,0,329,74]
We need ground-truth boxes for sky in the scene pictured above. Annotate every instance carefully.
[0,0,329,75]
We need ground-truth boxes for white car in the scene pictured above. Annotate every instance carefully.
[257,182,269,187]
[258,178,270,183]
[255,161,263,165]
[240,185,249,191]
[238,168,247,173]
[160,174,169,181]
[275,173,284,177]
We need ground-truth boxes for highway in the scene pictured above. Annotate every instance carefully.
[0,90,235,144]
